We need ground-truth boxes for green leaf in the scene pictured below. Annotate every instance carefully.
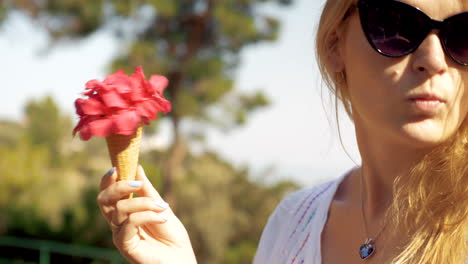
[197,77,234,104]
[240,91,270,110]
[214,4,258,43]
[184,56,224,80]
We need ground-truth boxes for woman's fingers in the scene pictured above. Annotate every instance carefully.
[100,167,117,191]
[128,211,169,226]
[98,180,144,205]
[113,197,169,226]
[97,168,118,222]
[97,178,144,223]
[97,165,173,242]
[114,211,170,248]
[99,165,165,206]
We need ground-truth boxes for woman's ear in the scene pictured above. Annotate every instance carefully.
[327,30,345,73]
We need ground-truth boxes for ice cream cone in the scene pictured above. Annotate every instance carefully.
[106,126,143,198]
[74,66,171,197]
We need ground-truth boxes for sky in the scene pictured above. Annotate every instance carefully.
[0,0,361,187]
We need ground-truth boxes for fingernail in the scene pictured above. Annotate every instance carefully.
[105,167,115,177]
[128,181,142,188]
[155,200,169,209]
[160,213,169,222]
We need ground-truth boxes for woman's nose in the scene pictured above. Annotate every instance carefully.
[411,33,448,76]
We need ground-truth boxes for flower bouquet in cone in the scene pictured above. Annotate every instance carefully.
[73,66,171,197]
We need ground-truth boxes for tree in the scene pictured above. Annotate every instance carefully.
[0,120,22,148]
[0,0,294,207]
[140,149,300,264]
[24,96,72,167]
[0,96,301,263]
[0,97,118,262]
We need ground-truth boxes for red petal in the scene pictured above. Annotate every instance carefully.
[112,110,141,135]
[73,117,87,136]
[128,75,146,102]
[153,96,172,113]
[75,99,85,116]
[129,66,149,101]
[104,69,126,82]
[75,98,106,116]
[136,101,157,120]
[105,70,133,94]
[87,118,113,137]
[149,75,169,95]
[79,125,92,140]
[85,79,109,91]
[82,89,95,96]
[73,116,100,140]
[130,84,146,101]
[101,90,129,108]
[133,66,146,80]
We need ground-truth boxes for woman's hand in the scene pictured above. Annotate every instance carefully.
[97,165,197,264]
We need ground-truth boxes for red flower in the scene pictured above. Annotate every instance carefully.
[73,66,171,140]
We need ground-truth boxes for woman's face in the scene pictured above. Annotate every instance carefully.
[339,0,468,149]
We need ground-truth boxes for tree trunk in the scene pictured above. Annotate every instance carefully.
[161,3,214,207]
[161,112,187,208]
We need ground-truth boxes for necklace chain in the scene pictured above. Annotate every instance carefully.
[360,168,387,243]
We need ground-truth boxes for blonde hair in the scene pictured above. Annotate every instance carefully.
[315,0,468,263]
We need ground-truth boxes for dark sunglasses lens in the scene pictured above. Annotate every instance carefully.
[360,1,429,56]
[444,14,468,65]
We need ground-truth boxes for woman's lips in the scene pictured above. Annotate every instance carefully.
[408,98,444,113]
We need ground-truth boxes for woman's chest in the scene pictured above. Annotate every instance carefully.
[320,202,404,264]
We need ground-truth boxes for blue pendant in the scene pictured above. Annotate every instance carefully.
[359,239,375,259]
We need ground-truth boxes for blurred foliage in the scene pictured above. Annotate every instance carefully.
[0,1,299,262]
[174,153,299,264]
[0,96,301,263]
[0,0,295,209]
[0,0,292,133]
[0,3,6,24]
[24,96,73,167]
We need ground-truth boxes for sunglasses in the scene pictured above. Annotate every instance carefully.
[357,0,468,66]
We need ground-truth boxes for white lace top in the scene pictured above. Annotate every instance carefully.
[253,168,353,264]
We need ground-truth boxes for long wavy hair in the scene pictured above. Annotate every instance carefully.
[315,0,468,263]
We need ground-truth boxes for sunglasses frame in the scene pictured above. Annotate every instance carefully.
[358,0,468,66]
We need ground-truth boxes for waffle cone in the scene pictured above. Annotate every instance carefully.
[106,126,143,184]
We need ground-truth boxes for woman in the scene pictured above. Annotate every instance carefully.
[97,0,468,263]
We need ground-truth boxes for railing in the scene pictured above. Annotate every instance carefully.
[0,236,126,264]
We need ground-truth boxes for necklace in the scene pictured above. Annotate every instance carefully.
[359,169,388,260]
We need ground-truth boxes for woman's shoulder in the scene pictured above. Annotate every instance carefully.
[253,175,347,264]
[276,176,344,216]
